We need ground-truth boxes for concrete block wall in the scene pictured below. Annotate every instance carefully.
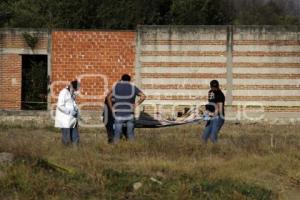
[136,26,228,109]
[0,29,49,109]
[136,26,300,119]
[51,31,136,110]
[231,26,300,110]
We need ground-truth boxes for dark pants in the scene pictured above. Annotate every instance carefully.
[103,106,128,143]
[105,118,114,143]
[105,120,129,143]
[61,128,80,145]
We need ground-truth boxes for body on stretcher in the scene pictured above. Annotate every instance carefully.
[134,107,204,128]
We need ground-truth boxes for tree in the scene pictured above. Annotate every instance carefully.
[0,0,298,28]
[234,1,300,25]
[95,0,172,29]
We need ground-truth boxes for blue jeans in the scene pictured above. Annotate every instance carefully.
[202,116,224,143]
[114,118,135,143]
[61,128,80,145]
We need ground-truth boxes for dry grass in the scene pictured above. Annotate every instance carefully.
[0,122,299,199]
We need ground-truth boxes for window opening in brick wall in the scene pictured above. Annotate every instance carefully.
[21,55,48,110]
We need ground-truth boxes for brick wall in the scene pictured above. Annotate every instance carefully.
[0,54,21,109]
[0,29,48,109]
[1,27,300,119]
[51,31,136,110]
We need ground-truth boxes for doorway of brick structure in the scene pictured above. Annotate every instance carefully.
[21,55,48,110]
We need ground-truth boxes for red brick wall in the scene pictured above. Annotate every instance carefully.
[0,30,48,110]
[0,54,22,109]
[51,31,136,110]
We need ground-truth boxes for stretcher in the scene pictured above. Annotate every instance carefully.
[135,107,203,128]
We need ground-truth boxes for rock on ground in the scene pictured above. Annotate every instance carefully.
[0,152,14,166]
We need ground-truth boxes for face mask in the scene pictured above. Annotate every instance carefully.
[74,91,80,96]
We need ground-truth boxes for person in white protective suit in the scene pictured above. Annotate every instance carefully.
[55,80,80,145]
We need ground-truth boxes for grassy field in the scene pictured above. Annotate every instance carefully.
[0,122,299,199]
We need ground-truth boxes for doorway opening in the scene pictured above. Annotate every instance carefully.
[21,55,48,110]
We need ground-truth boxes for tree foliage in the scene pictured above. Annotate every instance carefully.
[0,0,299,29]
[170,0,233,25]
[234,1,300,25]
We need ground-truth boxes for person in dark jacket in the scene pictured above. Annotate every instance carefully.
[107,74,146,143]
[103,89,130,143]
[103,95,115,143]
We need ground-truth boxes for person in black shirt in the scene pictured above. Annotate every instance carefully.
[202,80,225,143]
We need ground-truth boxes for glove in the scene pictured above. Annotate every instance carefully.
[203,113,211,121]
[70,109,78,117]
